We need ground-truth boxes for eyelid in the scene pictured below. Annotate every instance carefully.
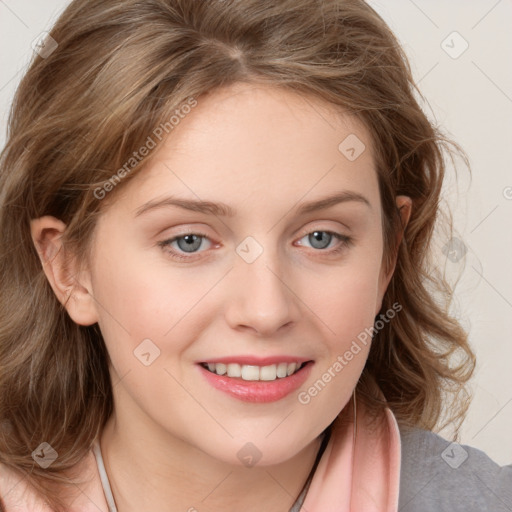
[158,229,215,248]
[295,223,348,238]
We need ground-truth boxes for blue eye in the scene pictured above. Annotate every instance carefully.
[158,231,212,260]
[299,231,340,250]
[171,234,204,253]
[295,230,353,255]
[158,230,352,261]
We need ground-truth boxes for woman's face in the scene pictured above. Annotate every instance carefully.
[83,82,397,465]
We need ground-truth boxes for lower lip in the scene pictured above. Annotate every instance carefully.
[198,362,313,403]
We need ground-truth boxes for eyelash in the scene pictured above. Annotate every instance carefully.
[158,229,353,261]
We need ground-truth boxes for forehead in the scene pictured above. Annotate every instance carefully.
[107,82,380,220]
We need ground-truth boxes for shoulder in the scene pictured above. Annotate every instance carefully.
[0,447,108,512]
[0,461,52,511]
[398,426,512,512]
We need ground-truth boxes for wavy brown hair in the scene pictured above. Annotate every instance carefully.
[0,0,475,509]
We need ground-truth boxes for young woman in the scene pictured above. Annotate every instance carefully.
[0,0,510,511]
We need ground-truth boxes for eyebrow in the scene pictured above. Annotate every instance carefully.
[134,190,371,218]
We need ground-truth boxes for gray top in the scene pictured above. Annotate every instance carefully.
[92,427,512,511]
[399,426,512,511]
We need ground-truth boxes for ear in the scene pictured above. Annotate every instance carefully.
[30,216,99,326]
[375,195,412,315]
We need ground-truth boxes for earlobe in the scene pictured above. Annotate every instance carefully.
[30,216,99,326]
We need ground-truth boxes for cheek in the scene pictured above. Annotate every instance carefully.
[88,250,209,420]
[89,241,220,368]
[295,285,378,432]
[295,250,382,409]
[307,252,382,346]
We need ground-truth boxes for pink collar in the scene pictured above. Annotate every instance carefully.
[301,397,401,511]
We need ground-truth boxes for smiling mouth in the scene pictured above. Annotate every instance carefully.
[199,361,310,382]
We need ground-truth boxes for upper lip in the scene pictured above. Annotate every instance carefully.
[198,356,312,366]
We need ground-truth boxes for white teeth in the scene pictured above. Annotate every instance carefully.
[260,365,277,381]
[276,362,288,378]
[215,363,227,375]
[227,363,242,377]
[241,365,260,381]
[204,361,305,381]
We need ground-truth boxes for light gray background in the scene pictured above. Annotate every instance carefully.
[0,0,511,465]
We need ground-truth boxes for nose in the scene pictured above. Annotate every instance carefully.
[224,242,301,337]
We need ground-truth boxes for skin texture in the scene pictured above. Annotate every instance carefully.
[31,82,411,512]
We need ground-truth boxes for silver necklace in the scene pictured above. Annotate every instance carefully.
[92,429,330,512]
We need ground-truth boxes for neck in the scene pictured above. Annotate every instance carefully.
[100,412,326,512]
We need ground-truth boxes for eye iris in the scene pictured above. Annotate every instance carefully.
[177,234,202,253]
[309,231,331,250]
